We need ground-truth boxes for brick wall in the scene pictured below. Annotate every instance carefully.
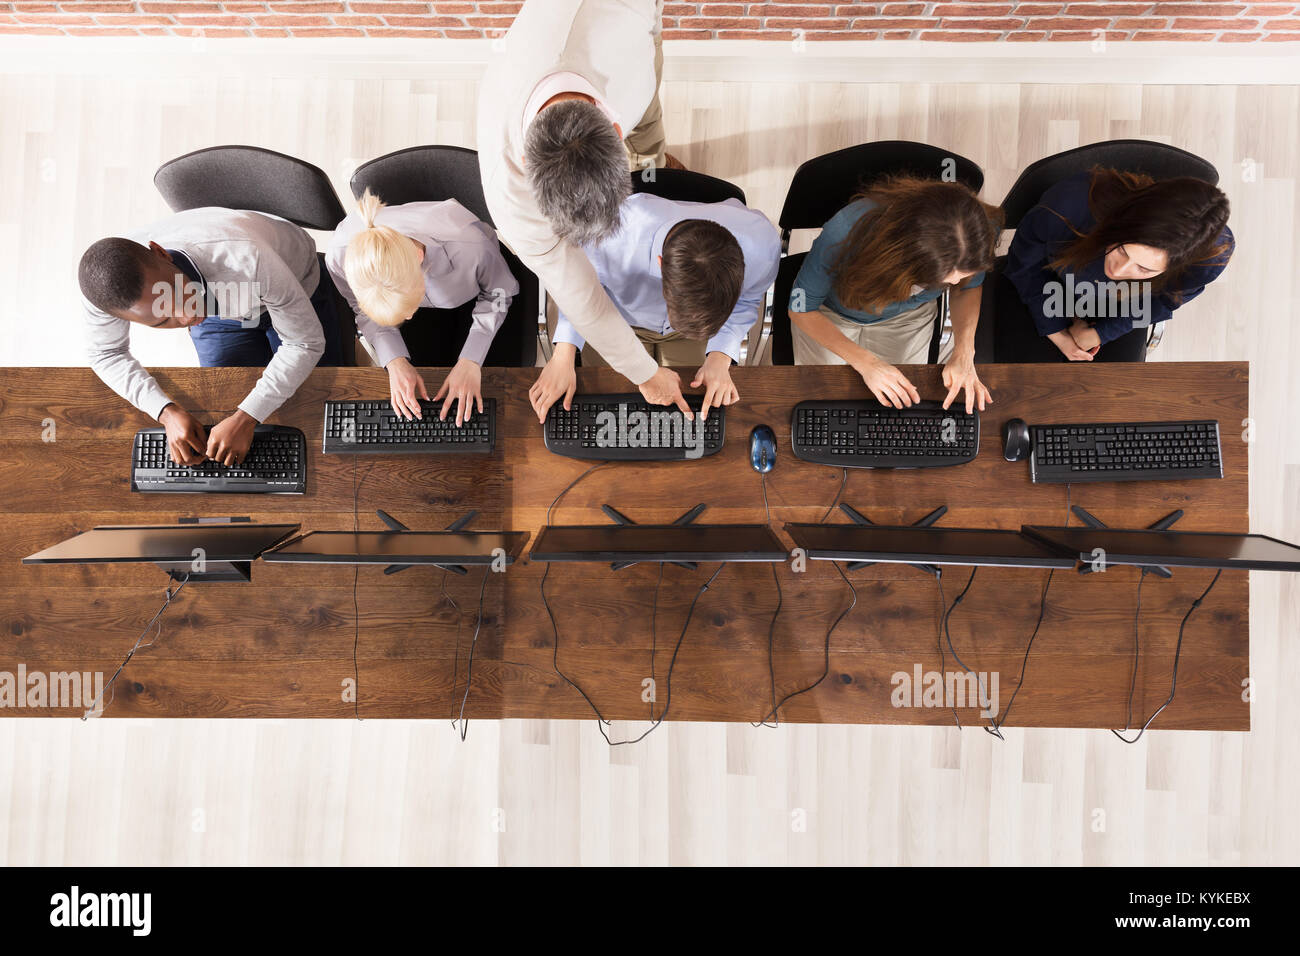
[2,1,1297,41]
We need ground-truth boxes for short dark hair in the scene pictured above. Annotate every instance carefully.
[78,237,155,312]
[660,219,744,340]
[524,99,630,244]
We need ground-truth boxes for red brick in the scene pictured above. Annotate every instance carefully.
[1262,28,1300,36]
[1131,28,1217,37]
[1218,29,1261,37]
[139,3,222,12]
[65,24,147,33]
[15,12,96,21]
[880,28,915,36]
[250,12,330,23]
[1261,15,1300,24]
[920,28,1008,37]
[801,28,880,36]
[1137,3,1249,14]
[879,3,926,13]
[662,28,715,37]
[333,14,382,25]
[267,2,345,11]
[931,4,1016,16]
[250,25,286,33]
[63,2,137,11]
[939,17,1025,27]
[349,2,427,12]
[1047,28,1127,37]
[286,25,362,33]
[175,15,252,24]
[1112,16,1165,29]
[1061,2,1154,12]
[1006,28,1049,37]
[382,14,462,25]
[1023,16,1111,27]
[0,22,64,30]
[1171,16,1260,27]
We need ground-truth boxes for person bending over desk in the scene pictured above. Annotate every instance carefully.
[787,177,1003,413]
[529,192,780,422]
[326,190,519,425]
[79,207,338,467]
[999,169,1233,363]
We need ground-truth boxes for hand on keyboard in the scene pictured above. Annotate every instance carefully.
[691,351,739,423]
[205,410,258,466]
[853,355,920,409]
[387,356,431,420]
[433,357,484,427]
[941,353,992,414]
[638,366,694,421]
[158,404,206,466]
[529,343,578,423]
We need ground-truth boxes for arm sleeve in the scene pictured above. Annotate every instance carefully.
[1004,204,1075,337]
[788,222,840,314]
[460,224,521,366]
[83,307,174,421]
[708,224,780,362]
[239,252,326,422]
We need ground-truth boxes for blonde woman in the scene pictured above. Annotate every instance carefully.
[326,190,519,424]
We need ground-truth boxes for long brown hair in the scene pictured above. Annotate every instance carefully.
[830,176,1003,314]
[1047,168,1231,294]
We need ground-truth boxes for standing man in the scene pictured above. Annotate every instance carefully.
[476,0,692,422]
[78,207,333,466]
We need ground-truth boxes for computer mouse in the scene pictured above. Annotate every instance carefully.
[1002,418,1031,462]
[750,425,776,474]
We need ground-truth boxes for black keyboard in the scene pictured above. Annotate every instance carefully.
[1030,420,1222,483]
[131,425,306,494]
[322,399,495,454]
[544,393,725,461]
[792,399,979,468]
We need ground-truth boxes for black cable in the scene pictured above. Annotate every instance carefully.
[750,561,784,729]
[548,462,607,525]
[987,567,1055,735]
[452,566,491,741]
[822,467,849,521]
[755,561,857,725]
[648,562,663,720]
[934,571,960,729]
[351,456,362,720]
[1112,569,1222,744]
[1117,570,1148,734]
[545,560,726,745]
[942,566,1001,732]
[83,572,190,719]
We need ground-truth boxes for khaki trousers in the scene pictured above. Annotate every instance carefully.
[581,326,705,369]
[791,299,949,366]
[624,28,667,171]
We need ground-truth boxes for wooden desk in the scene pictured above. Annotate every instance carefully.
[0,363,1250,730]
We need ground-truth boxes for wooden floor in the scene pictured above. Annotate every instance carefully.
[0,54,1297,864]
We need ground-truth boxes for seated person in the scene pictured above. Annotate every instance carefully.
[1000,168,1233,363]
[788,177,1002,413]
[79,207,336,466]
[529,192,780,422]
[327,190,519,425]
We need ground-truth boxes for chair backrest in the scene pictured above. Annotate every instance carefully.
[349,145,494,226]
[779,141,985,233]
[630,168,746,206]
[999,139,1219,229]
[154,146,346,231]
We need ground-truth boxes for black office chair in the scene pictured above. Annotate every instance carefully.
[629,168,746,206]
[346,145,538,368]
[984,139,1221,362]
[762,141,985,366]
[154,145,354,364]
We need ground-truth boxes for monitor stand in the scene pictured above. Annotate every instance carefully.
[1071,506,1183,579]
[836,503,948,576]
[376,509,478,576]
[158,516,255,583]
[600,501,707,571]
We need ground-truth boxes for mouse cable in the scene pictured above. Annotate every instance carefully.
[750,560,784,729]
[933,570,962,729]
[544,561,726,746]
[822,467,849,522]
[451,566,492,741]
[548,461,608,525]
[754,561,857,726]
[1115,569,1148,735]
[1112,569,1222,744]
[83,572,190,720]
[942,566,1003,734]
[986,568,1056,736]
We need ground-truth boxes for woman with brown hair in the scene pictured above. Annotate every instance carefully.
[998,168,1233,363]
[788,177,1003,413]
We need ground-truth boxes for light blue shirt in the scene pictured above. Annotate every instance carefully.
[555,193,780,363]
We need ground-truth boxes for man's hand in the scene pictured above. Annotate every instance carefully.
[1048,329,1095,361]
[853,355,920,408]
[1068,319,1102,354]
[433,357,483,426]
[159,403,206,466]
[206,409,258,466]
[528,343,578,423]
[941,349,992,414]
[690,351,738,422]
[387,356,430,420]
[638,366,693,419]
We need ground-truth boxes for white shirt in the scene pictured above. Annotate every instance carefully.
[476,0,664,385]
[555,194,780,363]
[82,207,325,423]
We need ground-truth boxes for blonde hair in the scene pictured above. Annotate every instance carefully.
[343,190,424,327]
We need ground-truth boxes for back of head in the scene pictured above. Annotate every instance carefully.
[661,219,745,340]
[1060,168,1232,281]
[524,99,630,245]
[832,177,1003,314]
[79,237,156,313]
[344,189,424,327]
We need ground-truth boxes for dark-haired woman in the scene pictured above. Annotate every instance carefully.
[998,169,1233,363]
[788,177,1003,413]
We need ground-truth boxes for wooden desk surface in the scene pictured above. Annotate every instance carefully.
[0,363,1250,730]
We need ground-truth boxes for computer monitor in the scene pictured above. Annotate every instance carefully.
[528,524,787,564]
[22,522,300,582]
[784,523,1077,569]
[261,530,530,566]
[1021,526,1300,572]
